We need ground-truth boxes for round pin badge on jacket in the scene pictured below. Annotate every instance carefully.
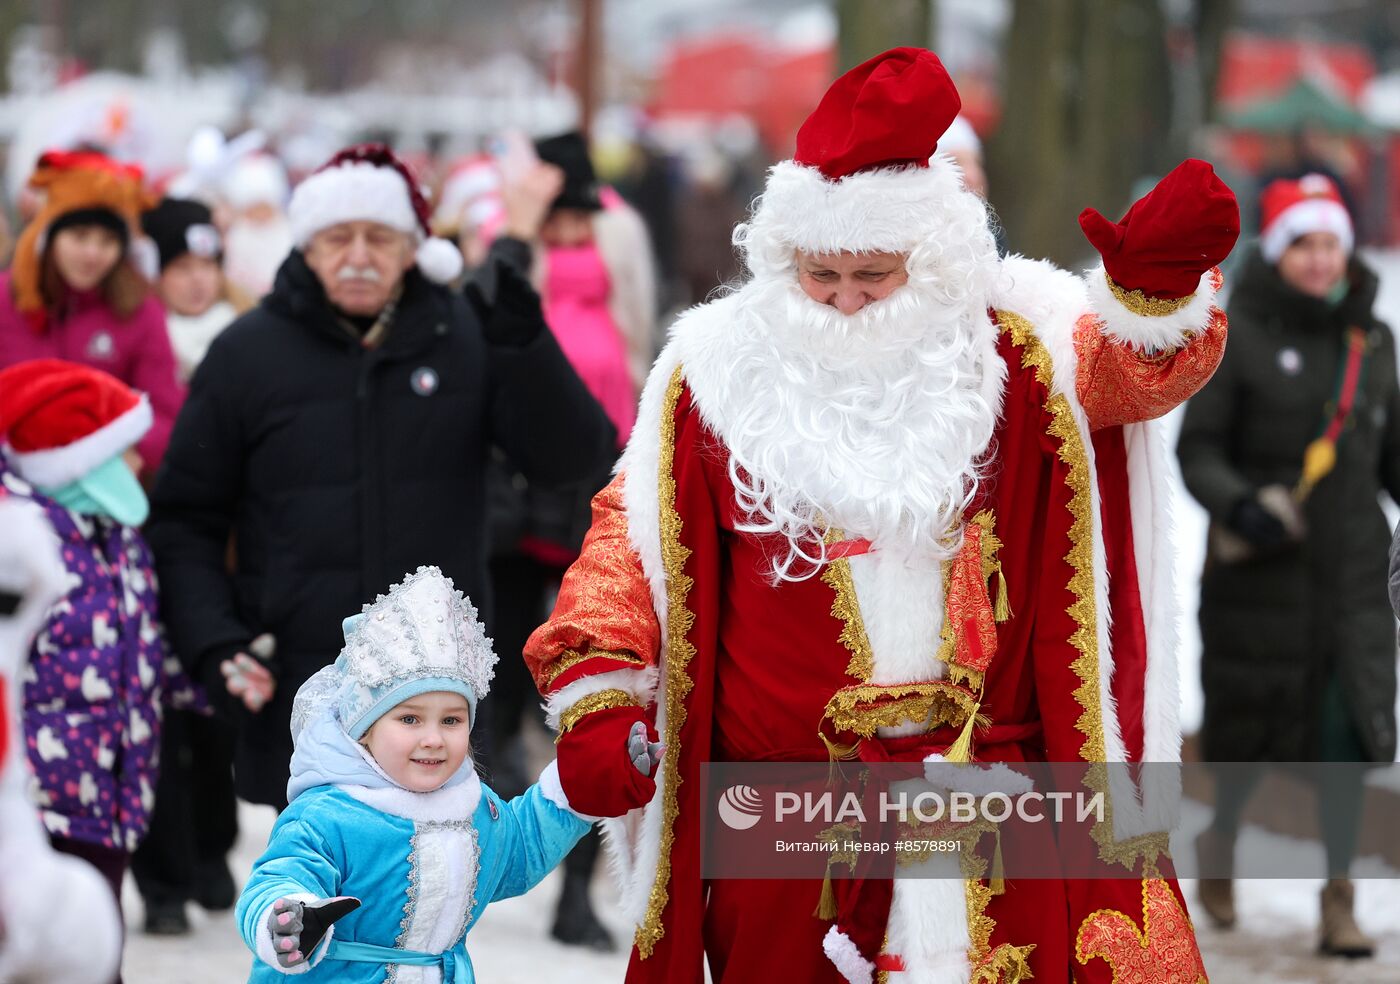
[411,367,439,396]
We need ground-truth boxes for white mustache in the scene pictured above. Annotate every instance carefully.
[336,266,382,283]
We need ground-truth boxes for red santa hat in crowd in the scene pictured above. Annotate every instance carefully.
[1258,173,1353,264]
[0,360,151,488]
[741,47,970,277]
[287,143,465,284]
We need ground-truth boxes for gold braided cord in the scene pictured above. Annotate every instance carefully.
[543,647,647,687]
[555,689,639,737]
[1104,272,1194,317]
[635,366,694,959]
[820,528,876,682]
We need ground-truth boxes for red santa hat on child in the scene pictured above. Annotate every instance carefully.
[1258,173,1353,264]
[0,360,152,488]
[741,47,971,277]
[287,143,464,284]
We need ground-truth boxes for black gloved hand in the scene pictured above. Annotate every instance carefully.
[1226,497,1288,550]
[467,258,547,347]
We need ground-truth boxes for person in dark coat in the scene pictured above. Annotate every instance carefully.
[145,144,615,811]
[1178,173,1398,958]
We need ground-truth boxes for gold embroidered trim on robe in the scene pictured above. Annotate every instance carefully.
[820,528,876,683]
[823,681,984,739]
[635,366,695,959]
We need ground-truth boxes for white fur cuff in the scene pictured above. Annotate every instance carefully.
[823,926,875,984]
[255,894,336,974]
[1085,264,1218,355]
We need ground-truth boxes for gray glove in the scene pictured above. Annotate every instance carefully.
[265,896,360,968]
[627,720,665,777]
[266,897,306,968]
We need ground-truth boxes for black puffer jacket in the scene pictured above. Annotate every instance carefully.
[147,251,615,805]
[1178,250,1400,763]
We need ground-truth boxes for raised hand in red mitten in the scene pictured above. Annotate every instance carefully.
[556,705,661,818]
[1079,159,1240,299]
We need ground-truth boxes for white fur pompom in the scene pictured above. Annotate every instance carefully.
[415,236,464,284]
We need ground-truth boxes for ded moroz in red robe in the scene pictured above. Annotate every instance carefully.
[525,256,1226,984]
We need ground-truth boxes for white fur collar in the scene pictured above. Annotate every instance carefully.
[338,770,482,823]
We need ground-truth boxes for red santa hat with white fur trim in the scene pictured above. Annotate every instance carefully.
[1258,173,1353,264]
[739,47,968,279]
[287,143,464,284]
[0,360,152,488]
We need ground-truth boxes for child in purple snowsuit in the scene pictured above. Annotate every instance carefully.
[0,359,201,950]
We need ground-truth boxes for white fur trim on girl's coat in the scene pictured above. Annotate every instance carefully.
[1084,265,1219,355]
[339,769,482,824]
[538,758,602,821]
[255,894,336,974]
[5,395,152,488]
[543,665,660,731]
[287,162,421,246]
[823,925,875,984]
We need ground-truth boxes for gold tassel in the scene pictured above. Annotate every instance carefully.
[814,859,838,920]
[990,824,1005,895]
[993,567,1012,623]
[943,704,982,764]
[819,732,861,787]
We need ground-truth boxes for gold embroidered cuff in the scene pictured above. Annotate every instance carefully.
[1104,273,1194,317]
[556,688,641,737]
[544,647,647,687]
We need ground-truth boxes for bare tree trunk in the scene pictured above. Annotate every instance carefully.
[988,0,1175,266]
[836,0,933,73]
[1194,0,1237,125]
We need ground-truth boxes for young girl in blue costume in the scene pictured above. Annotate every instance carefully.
[236,566,660,982]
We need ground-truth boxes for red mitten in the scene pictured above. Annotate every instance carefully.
[1078,158,1240,299]
[556,705,659,817]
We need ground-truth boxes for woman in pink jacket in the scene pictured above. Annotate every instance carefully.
[0,151,184,480]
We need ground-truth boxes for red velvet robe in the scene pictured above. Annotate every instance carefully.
[527,258,1226,984]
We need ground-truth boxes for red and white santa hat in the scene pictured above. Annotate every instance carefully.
[0,360,152,488]
[287,143,464,283]
[1259,173,1353,264]
[741,47,971,277]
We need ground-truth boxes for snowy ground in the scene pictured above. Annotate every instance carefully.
[122,797,1400,982]
[124,251,1400,981]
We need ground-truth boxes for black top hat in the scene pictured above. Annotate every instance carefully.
[534,132,603,213]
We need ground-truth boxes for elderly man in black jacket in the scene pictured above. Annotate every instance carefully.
[146,144,615,810]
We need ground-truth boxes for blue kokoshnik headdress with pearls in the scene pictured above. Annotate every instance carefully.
[290,566,498,742]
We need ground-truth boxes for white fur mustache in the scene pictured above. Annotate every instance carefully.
[336,266,382,283]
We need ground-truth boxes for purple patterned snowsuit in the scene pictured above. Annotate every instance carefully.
[3,467,202,853]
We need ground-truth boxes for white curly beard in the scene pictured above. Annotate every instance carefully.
[714,267,1005,582]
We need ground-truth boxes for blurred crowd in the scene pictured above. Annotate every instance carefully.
[0,69,1396,980]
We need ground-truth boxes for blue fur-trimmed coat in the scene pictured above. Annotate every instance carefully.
[236,763,590,983]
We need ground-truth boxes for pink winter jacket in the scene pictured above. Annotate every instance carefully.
[0,271,185,477]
